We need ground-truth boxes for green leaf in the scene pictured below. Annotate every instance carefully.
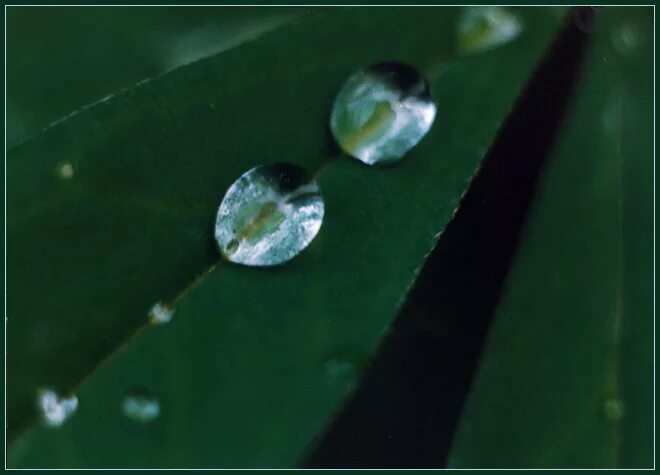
[6,6,306,147]
[448,7,653,468]
[8,7,563,468]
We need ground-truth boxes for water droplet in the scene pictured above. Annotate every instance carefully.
[322,347,368,380]
[56,162,74,179]
[215,163,324,266]
[458,7,522,55]
[330,62,436,166]
[323,356,357,378]
[604,399,624,421]
[37,388,78,427]
[148,301,174,325]
[611,23,640,56]
[122,389,160,424]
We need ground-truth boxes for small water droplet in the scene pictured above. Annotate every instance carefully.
[122,389,160,423]
[215,163,324,266]
[323,357,357,378]
[322,347,368,380]
[330,62,436,166]
[37,388,78,427]
[148,301,174,325]
[56,162,74,179]
[458,7,522,55]
[604,399,624,421]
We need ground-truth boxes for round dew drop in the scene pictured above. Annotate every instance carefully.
[215,163,324,267]
[330,62,436,166]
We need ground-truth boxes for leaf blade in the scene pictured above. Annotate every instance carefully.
[448,7,653,468]
[8,7,565,467]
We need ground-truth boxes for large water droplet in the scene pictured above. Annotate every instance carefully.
[330,62,436,165]
[458,7,522,55]
[215,163,324,266]
[37,388,78,427]
[122,389,160,424]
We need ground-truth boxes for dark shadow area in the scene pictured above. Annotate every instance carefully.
[305,8,594,469]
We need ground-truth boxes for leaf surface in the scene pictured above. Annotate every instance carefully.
[8,7,563,468]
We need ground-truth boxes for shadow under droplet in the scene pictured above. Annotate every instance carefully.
[304,7,594,469]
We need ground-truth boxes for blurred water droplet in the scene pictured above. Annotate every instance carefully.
[56,162,74,179]
[611,23,640,56]
[324,356,357,378]
[330,62,436,166]
[604,398,624,421]
[37,388,78,427]
[215,163,324,266]
[458,7,522,55]
[148,301,174,325]
[122,389,160,423]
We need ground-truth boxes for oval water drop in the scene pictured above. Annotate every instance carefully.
[122,389,160,424]
[458,6,522,55]
[215,163,324,266]
[330,62,436,165]
[37,388,78,427]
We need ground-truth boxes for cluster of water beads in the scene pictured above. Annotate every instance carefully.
[37,388,78,428]
[121,389,161,424]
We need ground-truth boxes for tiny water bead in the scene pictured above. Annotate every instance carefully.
[56,162,74,179]
[148,301,174,325]
[122,389,160,423]
[215,163,324,266]
[457,6,522,55]
[37,388,78,427]
[330,62,436,166]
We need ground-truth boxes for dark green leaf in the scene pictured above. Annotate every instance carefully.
[7,6,307,147]
[8,7,563,467]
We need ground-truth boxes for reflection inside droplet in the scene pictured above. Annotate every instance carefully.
[148,301,174,325]
[458,6,522,55]
[122,389,160,423]
[330,62,436,165]
[215,163,324,266]
[37,388,78,427]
